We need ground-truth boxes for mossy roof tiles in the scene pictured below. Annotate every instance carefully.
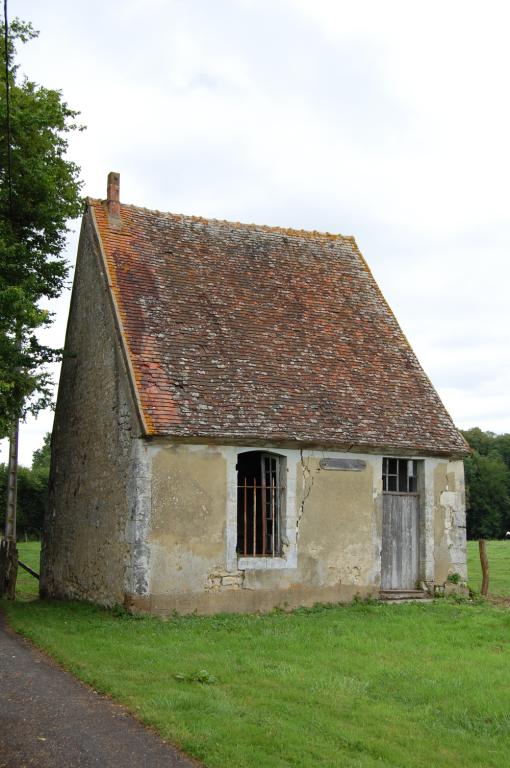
[89,198,468,456]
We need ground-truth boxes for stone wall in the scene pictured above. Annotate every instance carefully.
[40,211,142,605]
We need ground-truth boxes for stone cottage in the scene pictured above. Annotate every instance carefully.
[40,173,468,614]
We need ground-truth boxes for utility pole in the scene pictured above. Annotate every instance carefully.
[0,422,19,598]
[0,0,19,599]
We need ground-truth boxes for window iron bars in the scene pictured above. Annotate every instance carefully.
[238,478,285,557]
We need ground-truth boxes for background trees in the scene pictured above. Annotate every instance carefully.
[0,433,50,539]
[461,429,510,539]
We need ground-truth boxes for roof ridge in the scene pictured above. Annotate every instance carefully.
[87,197,354,243]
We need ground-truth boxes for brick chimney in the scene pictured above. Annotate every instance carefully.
[107,171,121,223]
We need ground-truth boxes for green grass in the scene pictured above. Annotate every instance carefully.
[467,540,510,596]
[3,543,510,767]
[15,540,41,600]
[3,596,510,767]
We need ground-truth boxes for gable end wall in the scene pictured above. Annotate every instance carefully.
[40,211,148,605]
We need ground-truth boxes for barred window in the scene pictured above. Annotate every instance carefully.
[236,451,285,557]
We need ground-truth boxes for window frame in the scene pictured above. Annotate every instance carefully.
[226,447,298,571]
[382,457,418,494]
[236,451,286,558]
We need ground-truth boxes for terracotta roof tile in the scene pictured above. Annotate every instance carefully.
[90,198,468,456]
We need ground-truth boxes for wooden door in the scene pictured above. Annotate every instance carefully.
[381,493,420,589]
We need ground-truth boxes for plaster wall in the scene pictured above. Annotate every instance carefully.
[40,213,142,605]
[149,444,227,596]
[432,459,467,582]
[141,445,380,614]
[137,445,467,615]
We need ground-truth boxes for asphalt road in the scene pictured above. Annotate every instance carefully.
[0,613,199,768]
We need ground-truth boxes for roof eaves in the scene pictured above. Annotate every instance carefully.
[141,430,470,459]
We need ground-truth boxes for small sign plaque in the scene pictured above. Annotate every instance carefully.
[319,458,366,471]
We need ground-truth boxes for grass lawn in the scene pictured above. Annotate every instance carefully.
[2,547,510,768]
[467,540,510,596]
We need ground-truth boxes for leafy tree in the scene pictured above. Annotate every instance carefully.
[461,428,497,457]
[31,431,51,471]
[464,452,510,539]
[493,433,510,469]
[0,19,83,438]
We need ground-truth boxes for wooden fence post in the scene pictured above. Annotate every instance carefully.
[479,539,489,597]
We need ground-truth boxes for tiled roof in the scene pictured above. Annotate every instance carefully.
[90,198,468,456]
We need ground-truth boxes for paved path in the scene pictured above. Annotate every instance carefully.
[0,613,198,768]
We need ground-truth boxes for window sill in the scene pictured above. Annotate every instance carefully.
[238,556,294,571]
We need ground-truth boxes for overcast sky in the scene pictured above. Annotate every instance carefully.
[3,0,510,466]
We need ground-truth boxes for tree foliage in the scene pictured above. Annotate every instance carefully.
[0,19,83,438]
[461,428,510,539]
[31,431,51,471]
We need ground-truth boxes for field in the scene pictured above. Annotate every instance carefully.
[15,540,41,600]
[466,539,510,596]
[2,540,510,767]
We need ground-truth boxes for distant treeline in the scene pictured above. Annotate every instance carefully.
[461,428,510,540]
